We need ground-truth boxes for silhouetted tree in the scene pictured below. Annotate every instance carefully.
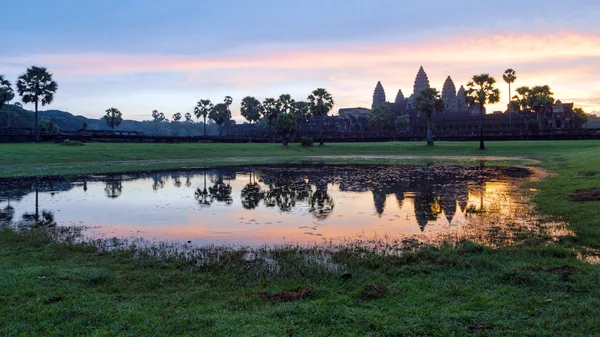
[466,74,500,150]
[368,104,394,134]
[262,98,278,141]
[275,113,296,146]
[172,112,182,123]
[308,88,334,145]
[291,101,311,137]
[414,88,444,146]
[224,96,233,136]
[503,69,517,130]
[209,103,231,136]
[16,66,58,141]
[0,75,14,109]
[241,96,262,124]
[103,107,123,129]
[194,99,213,136]
[184,112,193,122]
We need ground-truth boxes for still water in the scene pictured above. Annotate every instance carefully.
[0,165,545,247]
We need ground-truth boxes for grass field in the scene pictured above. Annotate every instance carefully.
[1,140,600,335]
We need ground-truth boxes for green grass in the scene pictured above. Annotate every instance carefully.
[2,140,600,336]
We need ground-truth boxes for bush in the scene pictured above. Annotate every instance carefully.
[300,136,314,147]
[61,140,84,146]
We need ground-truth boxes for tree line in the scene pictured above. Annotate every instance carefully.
[1,66,589,148]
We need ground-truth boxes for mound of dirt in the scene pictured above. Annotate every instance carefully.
[571,188,600,202]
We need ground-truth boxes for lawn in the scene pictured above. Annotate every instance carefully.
[1,140,600,336]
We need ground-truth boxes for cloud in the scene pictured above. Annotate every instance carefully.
[3,29,600,118]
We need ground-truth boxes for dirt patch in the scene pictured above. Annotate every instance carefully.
[571,188,600,202]
[359,284,389,300]
[259,287,312,302]
[45,296,63,304]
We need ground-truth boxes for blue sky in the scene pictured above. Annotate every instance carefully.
[2,0,599,120]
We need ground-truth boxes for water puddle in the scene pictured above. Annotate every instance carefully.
[0,164,570,250]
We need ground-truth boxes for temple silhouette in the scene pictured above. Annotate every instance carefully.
[300,66,585,137]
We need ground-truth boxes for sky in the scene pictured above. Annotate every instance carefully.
[1,0,600,121]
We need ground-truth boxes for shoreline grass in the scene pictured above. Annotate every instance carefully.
[2,140,600,335]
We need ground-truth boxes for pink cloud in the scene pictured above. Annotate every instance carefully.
[3,29,600,116]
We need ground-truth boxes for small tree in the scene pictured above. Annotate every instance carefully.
[262,98,278,141]
[275,113,296,146]
[308,88,334,145]
[104,107,123,129]
[573,107,588,125]
[241,96,262,124]
[16,66,58,141]
[465,74,500,150]
[209,103,231,135]
[291,101,311,136]
[529,85,554,132]
[194,99,213,136]
[368,104,394,134]
[0,75,14,109]
[172,112,182,122]
[394,116,409,135]
[414,88,444,146]
[224,96,233,136]
[184,112,192,122]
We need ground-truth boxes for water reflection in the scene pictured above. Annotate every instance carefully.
[0,165,560,247]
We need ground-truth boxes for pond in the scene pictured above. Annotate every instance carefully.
[0,164,562,248]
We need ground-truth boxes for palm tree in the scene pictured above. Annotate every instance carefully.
[503,69,517,131]
[240,96,262,124]
[209,103,231,135]
[224,96,233,136]
[307,88,334,145]
[172,112,182,122]
[262,98,278,141]
[414,88,444,146]
[0,75,14,110]
[194,99,213,136]
[277,94,295,115]
[0,75,14,128]
[16,66,58,141]
[466,74,501,150]
[529,85,554,132]
[291,101,311,137]
[184,112,192,122]
[103,107,123,129]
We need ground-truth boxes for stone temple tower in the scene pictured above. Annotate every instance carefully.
[413,66,430,96]
[372,81,386,109]
[442,76,458,110]
[394,89,407,114]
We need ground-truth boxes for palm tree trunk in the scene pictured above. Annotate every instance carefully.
[479,103,485,150]
[426,119,433,146]
[508,83,512,134]
[319,115,324,146]
[203,117,206,137]
[34,100,39,142]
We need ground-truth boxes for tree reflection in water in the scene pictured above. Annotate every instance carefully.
[241,172,264,210]
[195,171,212,207]
[152,174,166,191]
[104,179,123,199]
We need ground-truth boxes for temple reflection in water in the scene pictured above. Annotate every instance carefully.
[0,165,543,246]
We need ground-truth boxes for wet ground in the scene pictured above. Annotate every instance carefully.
[0,164,569,248]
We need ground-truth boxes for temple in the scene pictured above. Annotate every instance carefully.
[359,66,586,136]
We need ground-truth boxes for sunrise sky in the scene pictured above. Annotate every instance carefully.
[2,0,599,121]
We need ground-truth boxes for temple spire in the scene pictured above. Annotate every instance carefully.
[372,81,386,109]
[413,66,430,96]
[395,89,405,103]
[442,76,458,110]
